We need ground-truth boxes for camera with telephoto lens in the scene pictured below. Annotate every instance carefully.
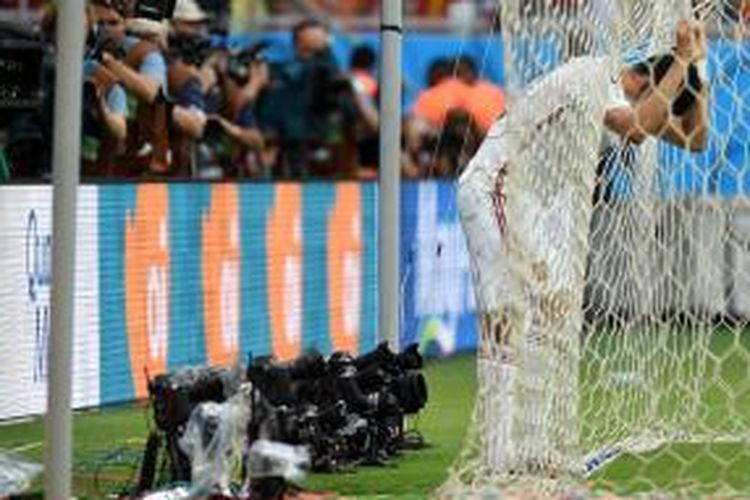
[354,343,428,415]
[168,33,211,67]
[148,366,236,435]
[140,366,239,485]
[307,51,356,118]
[247,343,428,472]
[226,42,270,86]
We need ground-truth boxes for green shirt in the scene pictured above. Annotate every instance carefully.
[0,148,10,182]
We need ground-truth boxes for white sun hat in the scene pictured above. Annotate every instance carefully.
[173,0,209,22]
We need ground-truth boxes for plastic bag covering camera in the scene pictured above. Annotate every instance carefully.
[0,450,42,496]
[137,343,428,493]
[246,440,310,482]
[178,391,251,495]
[142,486,191,500]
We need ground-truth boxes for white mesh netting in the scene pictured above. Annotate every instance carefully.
[444,0,750,497]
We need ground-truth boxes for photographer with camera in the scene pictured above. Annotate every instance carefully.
[254,19,362,179]
[201,44,271,178]
[96,2,171,176]
[166,0,211,176]
[82,0,129,177]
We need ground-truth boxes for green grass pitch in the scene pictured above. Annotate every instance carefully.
[0,347,749,498]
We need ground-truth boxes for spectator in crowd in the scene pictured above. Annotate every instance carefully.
[81,0,129,177]
[99,11,171,176]
[349,44,379,170]
[167,0,210,176]
[350,44,378,101]
[407,56,494,177]
[410,58,464,130]
[431,107,482,177]
[411,56,505,133]
[456,55,505,132]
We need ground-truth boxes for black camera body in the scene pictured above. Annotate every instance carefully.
[226,42,270,86]
[255,50,356,141]
[168,33,211,67]
[246,343,428,472]
[148,366,235,434]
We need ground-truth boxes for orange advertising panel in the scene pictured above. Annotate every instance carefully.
[327,185,362,355]
[267,184,303,361]
[125,184,170,399]
[202,184,241,367]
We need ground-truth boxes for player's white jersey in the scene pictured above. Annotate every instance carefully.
[471,56,621,173]
[504,56,614,152]
[459,55,619,312]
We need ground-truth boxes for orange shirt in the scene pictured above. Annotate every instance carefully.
[412,78,506,132]
[463,80,506,132]
[411,78,469,128]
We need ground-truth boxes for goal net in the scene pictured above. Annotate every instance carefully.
[443,0,750,497]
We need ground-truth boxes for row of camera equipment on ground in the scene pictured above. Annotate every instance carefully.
[132,342,429,498]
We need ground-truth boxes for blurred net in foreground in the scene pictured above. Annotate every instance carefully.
[442,0,750,497]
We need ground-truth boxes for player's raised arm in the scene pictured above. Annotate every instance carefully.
[660,22,709,151]
[604,20,709,151]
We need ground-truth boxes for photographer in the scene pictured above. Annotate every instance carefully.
[254,19,359,179]
[82,0,128,177]
[99,10,170,176]
[205,45,270,178]
[167,0,211,176]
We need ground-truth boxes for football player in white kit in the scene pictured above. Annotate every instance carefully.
[458,20,708,476]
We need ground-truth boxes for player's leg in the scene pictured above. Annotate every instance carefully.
[457,125,521,473]
[507,174,590,478]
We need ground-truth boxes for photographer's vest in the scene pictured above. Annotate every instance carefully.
[167,62,200,177]
[123,41,171,176]
[81,65,122,177]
